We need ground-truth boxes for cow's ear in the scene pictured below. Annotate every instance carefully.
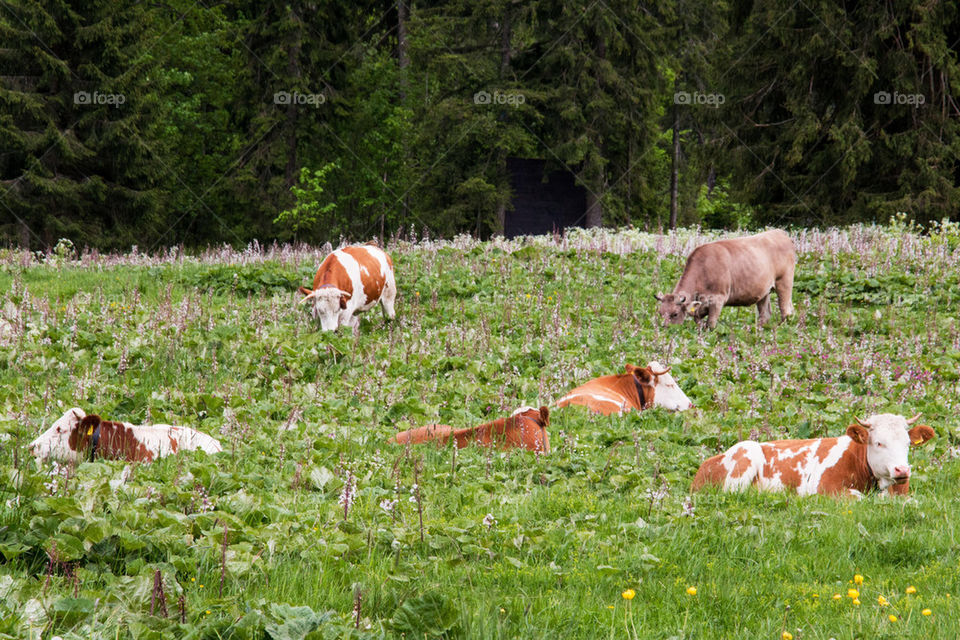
[632,366,653,385]
[908,425,935,446]
[686,301,702,315]
[339,295,349,309]
[846,424,869,444]
[538,406,549,426]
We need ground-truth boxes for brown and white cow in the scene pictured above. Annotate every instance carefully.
[555,362,693,415]
[691,413,935,497]
[390,406,550,453]
[655,229,796,329]
[299,244,397,331]
[29,408,223,463]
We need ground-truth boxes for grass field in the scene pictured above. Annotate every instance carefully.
[1,226,959,639]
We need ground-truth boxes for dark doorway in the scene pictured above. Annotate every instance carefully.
[504,158,587,238]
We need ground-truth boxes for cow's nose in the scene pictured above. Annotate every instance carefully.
[893,465,910,478]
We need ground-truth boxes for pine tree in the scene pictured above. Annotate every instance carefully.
[0,0,168,249]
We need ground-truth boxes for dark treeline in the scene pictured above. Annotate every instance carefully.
[1,0,958,250]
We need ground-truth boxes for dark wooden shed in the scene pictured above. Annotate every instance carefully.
[503,158,588,238]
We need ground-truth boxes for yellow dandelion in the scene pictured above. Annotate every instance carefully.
[621,589,636,600]
[906,586,917,595]
[607,605,614,609]
[878,595,889,606]
[888,614,898,622]
[191,577,195,582]
[854,574,864,585]
[832,594,842,600]
[500,608,505,613]
[811,593,819,599]
[686,586,697,596]
[922,609,932,616]
[782,632,793,640]
[205,610,211,615]
[847,588,859,599]
[526,293,531,298]
[852,598,861,606]
[199,584,204,589]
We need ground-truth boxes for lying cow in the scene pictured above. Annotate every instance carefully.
[29,408,223,463]
[390,406,550,453]
[299,244,397,331]
[655,229,796,329]
[691,413,934,497]
[555,362,693,415]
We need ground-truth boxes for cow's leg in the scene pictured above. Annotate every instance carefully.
[380,272,397,321]
[756,293,772,326]
[706,303,722,329]
[775,271,795,321]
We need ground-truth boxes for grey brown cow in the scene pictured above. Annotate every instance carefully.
[655,229,796,329]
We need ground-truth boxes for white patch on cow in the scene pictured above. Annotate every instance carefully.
[794,438,850,495]
[332,250,373,312]
[510,405,537,417]
[719,441,765,491]
[29,407,86,461]
[646,361,693,411]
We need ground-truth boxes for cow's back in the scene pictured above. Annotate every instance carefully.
[338,245,393,311]
[556,376,633,415]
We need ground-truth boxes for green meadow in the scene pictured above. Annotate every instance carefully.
[0,226,958,639]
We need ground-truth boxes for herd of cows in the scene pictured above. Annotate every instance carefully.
[28,231,935,498]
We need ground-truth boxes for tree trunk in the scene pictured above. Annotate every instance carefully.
[585,189,602,228]
[284,12,302,188]
[669,95,680,230]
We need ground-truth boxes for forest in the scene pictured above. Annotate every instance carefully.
[2,0,959,249]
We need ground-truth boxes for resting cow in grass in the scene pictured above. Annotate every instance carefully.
[390,406,550,453]
[655,229,796,329]
[29,408,223,463]
[555,362,693,414]
[298,244,397,331]
[691,413,934,497]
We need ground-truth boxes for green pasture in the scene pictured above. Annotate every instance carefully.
[0,227,958,639]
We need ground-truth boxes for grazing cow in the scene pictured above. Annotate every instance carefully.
[29,408,223,463]
[298,244,397,331]
[691,413,935,497]
[390,406,550,453]
[555,362,693,415]
[655,229,796,329]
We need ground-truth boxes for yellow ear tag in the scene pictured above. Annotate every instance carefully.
[87,426,94,436]
[913,440,922,445]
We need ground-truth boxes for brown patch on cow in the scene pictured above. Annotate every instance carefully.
[390,424,456,446]
[691,455,727,491]
[169,435,179,453]
[815,440,871,494]
[560,366,657,415]
[71,414,103,453]
[814,438,834,463]
[97,421,155,463]
[729,447,753,479]
[343,246,386,302]
[908,425,935,446]
[306,253,354,296]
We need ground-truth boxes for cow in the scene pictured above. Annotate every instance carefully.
[390,406,550,453]
[655,229,796,329]
[298,244,397,331]
[29,408,223,463]
[555,361,693,415]
[691,413,935,497]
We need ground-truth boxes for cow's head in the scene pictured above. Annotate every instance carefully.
[510,405,551,453]
[299,285,350,331]
[847,413,935,490]
[29,407,87,461]
[624,361,694,411]
[654,293,701,325]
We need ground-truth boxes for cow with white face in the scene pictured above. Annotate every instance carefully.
[299,244,397,331]
[691,413,935,497]
[555,361,694,415]
[29,408,223,463]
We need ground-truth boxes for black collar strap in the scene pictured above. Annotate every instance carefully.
[88,424,101,462]
[632,377,649,410]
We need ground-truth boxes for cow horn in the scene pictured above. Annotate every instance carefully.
[650,366,671,376]
[677,294,686,304]
[653,293,663,302]
[905,412,922,424]
[854,416,870,428]
[298,291,316,304]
